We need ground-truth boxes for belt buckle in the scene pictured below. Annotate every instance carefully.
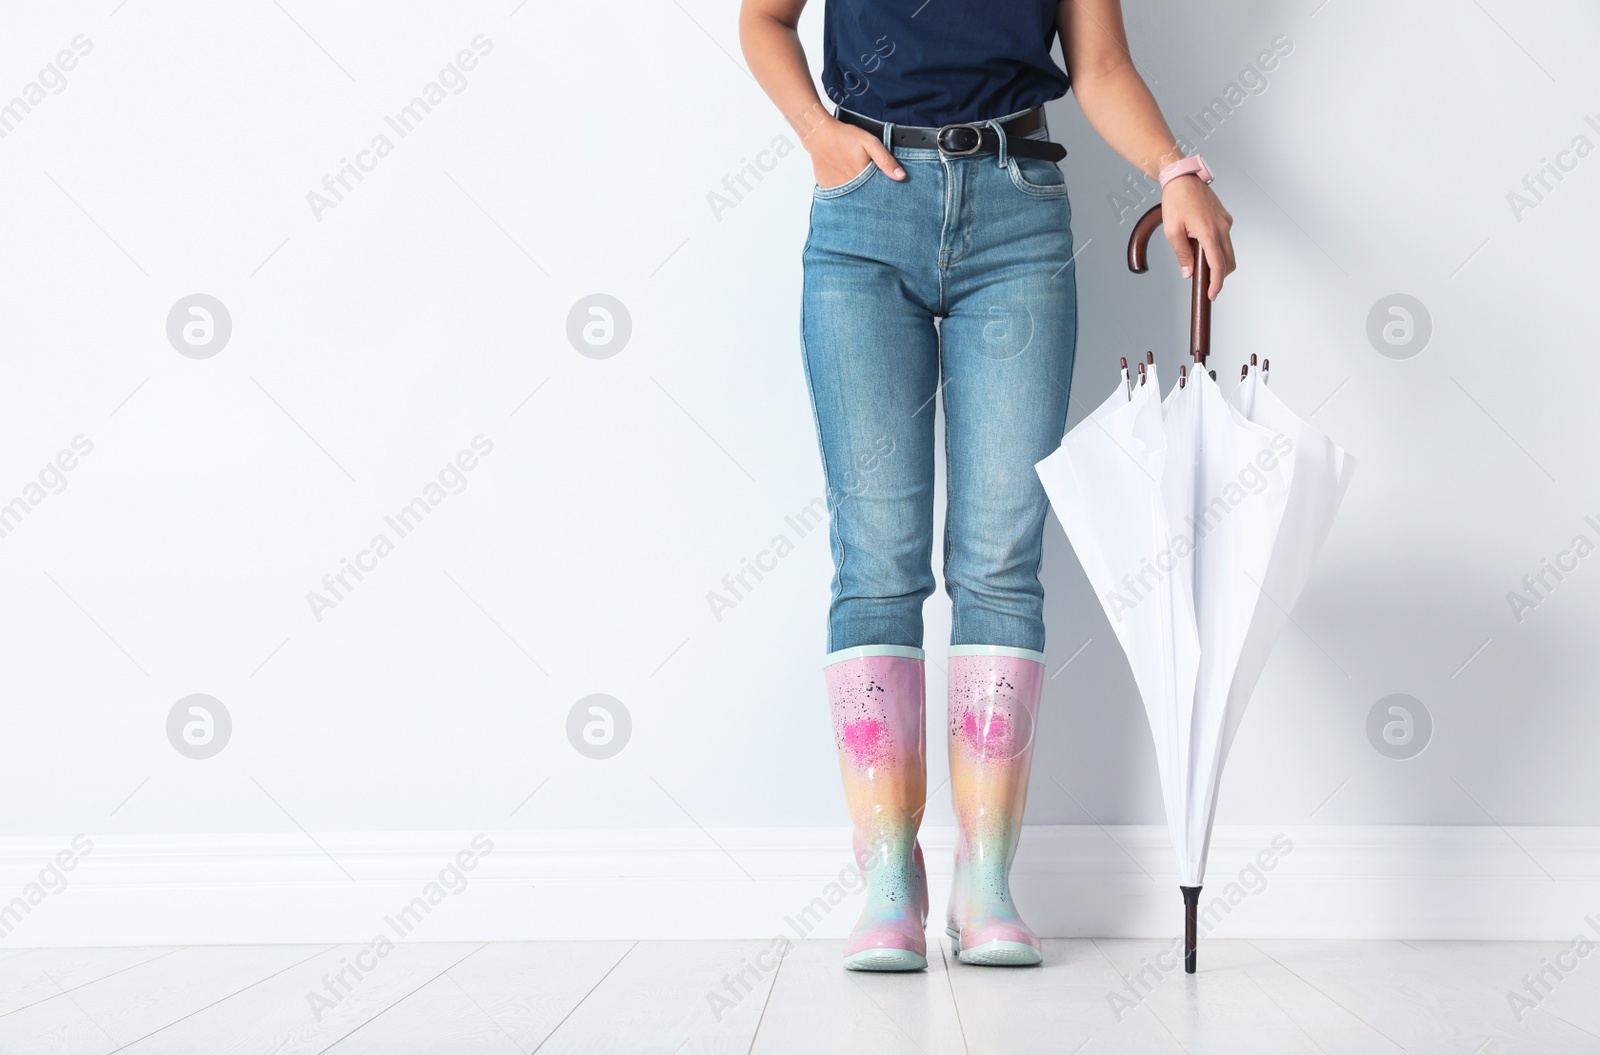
[937,123,984,157]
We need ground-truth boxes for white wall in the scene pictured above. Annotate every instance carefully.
[1,1,1598,939]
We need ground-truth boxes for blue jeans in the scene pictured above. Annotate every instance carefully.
[801,115,1078,655]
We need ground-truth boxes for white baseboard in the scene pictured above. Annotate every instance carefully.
[2,826,1597,947]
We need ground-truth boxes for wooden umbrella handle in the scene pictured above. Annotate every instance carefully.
[1127,204,1211,364]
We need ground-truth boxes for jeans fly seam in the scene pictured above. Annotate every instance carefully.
[936,155,953,303]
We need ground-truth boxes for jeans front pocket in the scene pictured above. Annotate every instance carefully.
[1006,157,1069,198]
[814,161,879,200]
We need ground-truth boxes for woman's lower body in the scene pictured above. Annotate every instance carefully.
[801,119,1077,969]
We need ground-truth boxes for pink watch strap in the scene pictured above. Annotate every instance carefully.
[1158,155,1213,187]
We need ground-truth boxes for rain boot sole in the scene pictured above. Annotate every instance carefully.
[843,947,928,972]
[947,927,1042,967]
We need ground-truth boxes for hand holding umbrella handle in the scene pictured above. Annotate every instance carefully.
[1127,204,1212,365]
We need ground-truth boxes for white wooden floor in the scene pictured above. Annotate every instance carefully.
[0,938,1596,1054]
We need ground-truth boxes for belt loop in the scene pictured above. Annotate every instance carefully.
[881,119,895,152]
[989,119,1008,168]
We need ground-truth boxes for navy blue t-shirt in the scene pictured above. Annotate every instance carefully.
[820,0,1070,126]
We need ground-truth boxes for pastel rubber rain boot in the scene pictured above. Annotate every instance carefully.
[826,645,931,971]
[945,645,1045,966]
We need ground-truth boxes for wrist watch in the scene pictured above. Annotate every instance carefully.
[1158,155,1214,187]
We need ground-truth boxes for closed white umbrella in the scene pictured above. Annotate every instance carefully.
[1035,205,1353,972]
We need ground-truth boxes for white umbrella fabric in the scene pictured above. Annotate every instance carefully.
[1036,358,1201,777]
[1153,362,1291,893]
[1219,358,1357,785]
[1034,205,1354,972]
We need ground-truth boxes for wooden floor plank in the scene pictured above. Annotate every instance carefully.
[1396,939,1600,1039]
[119,943,484,1055]
[1093,938,1349,1054]
[532,939,777,1054]
[752,938,966,1055]
[0,944,329,1055]
[326,941,633,1054]
[0,948,184,1017]
[942,937,1186,1054]
[1207,940,1411,1054]
[1259,939,1600,1055]
[4,939,1595,1052]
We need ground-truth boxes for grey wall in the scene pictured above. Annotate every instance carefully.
[1,1,1595,840]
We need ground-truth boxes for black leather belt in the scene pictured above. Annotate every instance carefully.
[837,107,1067,163]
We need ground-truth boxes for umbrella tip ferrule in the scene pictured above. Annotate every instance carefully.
[1181,885,1202,974]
